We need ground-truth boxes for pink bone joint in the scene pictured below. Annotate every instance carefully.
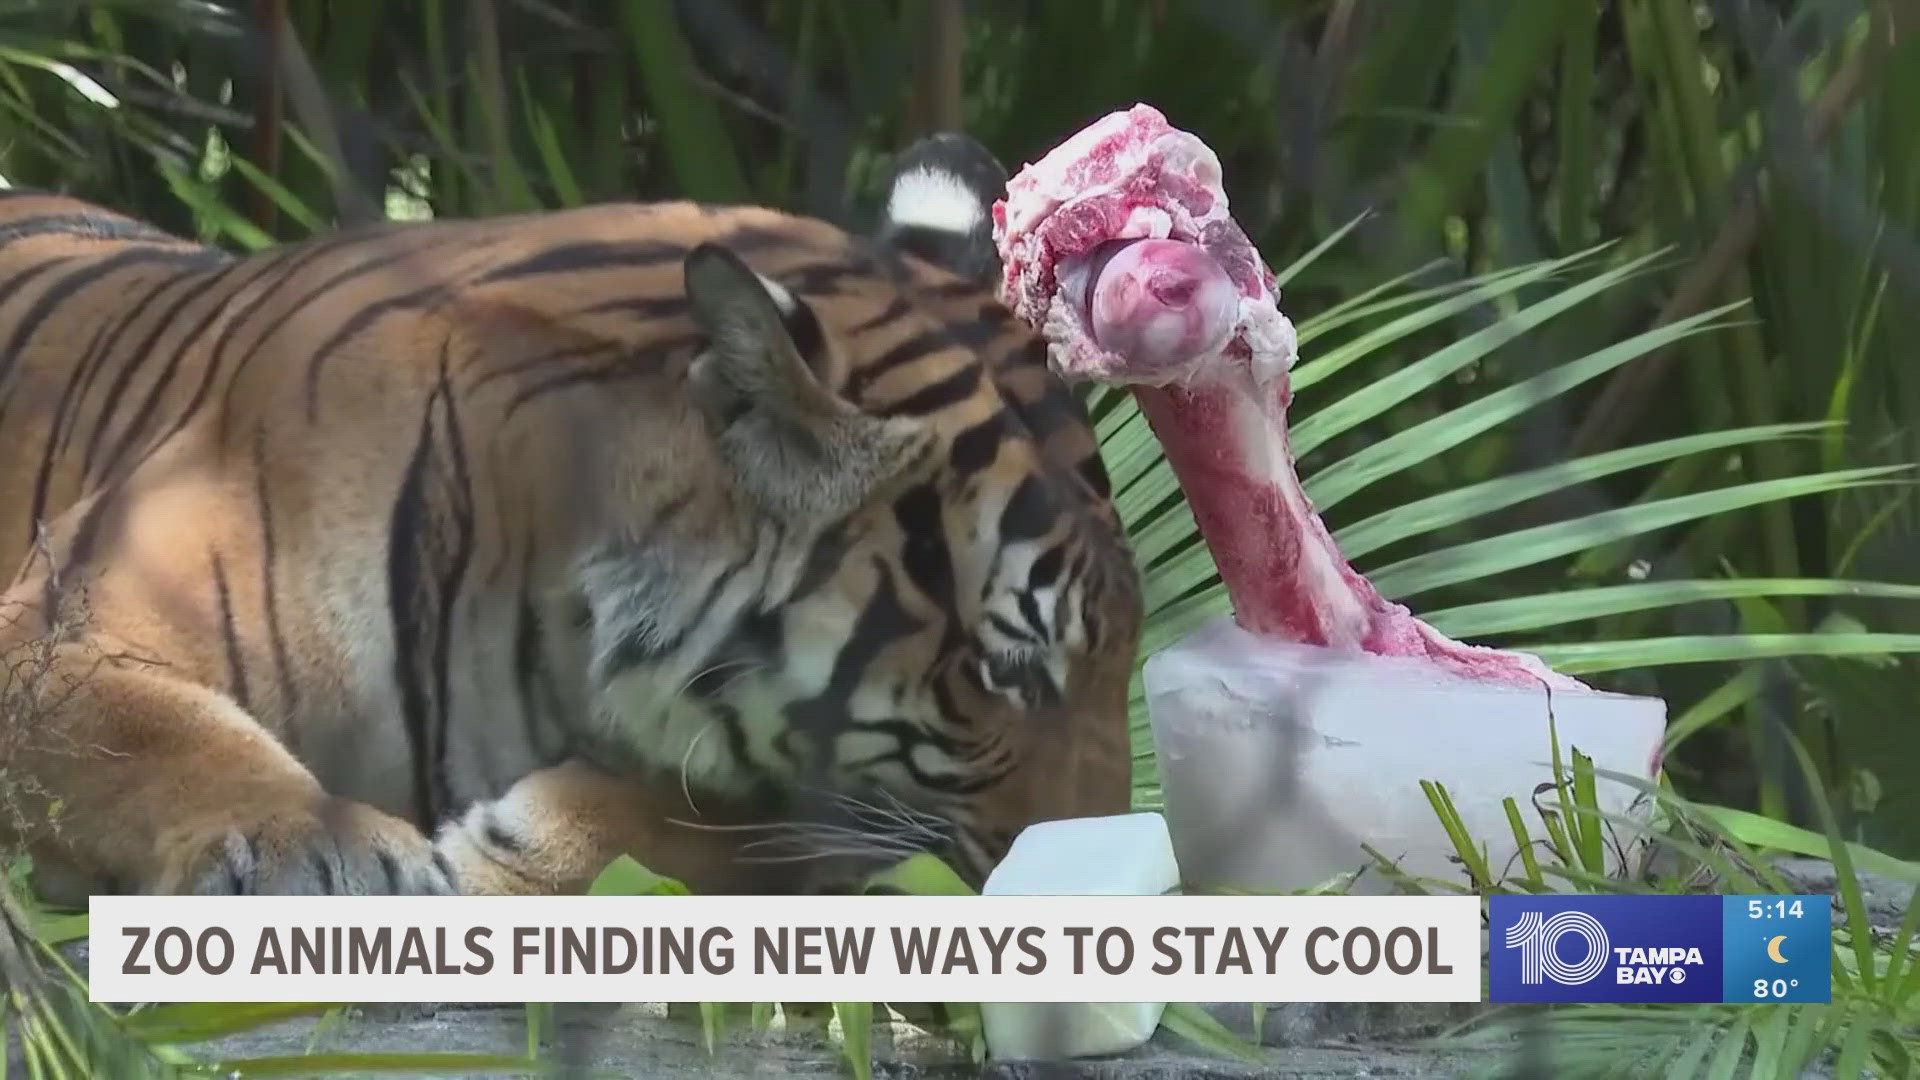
[992,103,1585,691]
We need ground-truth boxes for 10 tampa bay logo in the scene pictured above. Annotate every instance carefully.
[1503,909,1706,987]
[1488,895,1724,1003]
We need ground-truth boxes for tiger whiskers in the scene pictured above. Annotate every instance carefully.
[677,724,714,815]
[646,656,763,814]
[667,787,950,868]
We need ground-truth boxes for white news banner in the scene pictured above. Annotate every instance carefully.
[89,894,1482,1004]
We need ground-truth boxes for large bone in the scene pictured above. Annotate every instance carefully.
[993,104,1582,691]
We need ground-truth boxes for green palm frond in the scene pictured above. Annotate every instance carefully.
[1426,578,1920,639]
[1108,237,1920,812]
[1,866,184,1078]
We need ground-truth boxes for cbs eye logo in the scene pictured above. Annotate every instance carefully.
[1503,910,1610,986]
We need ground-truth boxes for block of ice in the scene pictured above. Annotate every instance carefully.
[979,813,1177,1061]
[982,812,1180,896]
[1143,616,1667,895]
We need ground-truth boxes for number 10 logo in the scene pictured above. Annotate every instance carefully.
[1504,910,1611,985]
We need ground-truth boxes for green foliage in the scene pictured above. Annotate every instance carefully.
[585,854,691,898]
[0,0,1915,1075]
[828,1001,871,1080]
[1108,227,1920,829]
[1,0,1912,848]
[1402,714,1919,1078]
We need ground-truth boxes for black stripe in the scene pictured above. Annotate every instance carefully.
[78,255,251,482]
[1028,546,1064,589]
[707,703,761,785]
[303,283,447,421]
[876,362,980,417]
[19,252,219,547]
[94,230,425,440]
[193,238,381,449]
[466,341,618,397]
[500,343,688,418]
[0,255,76,312]
[511,534,570,765]
[783,559,928,771]
[845,329,958,398]
[26,314,119,550]
[44,481,119,619]
[512,571,549,761]
[1076,454,1113,501]
[836,720,999,794]
[892,484,962,651]
[386,348,477,824]
[600,545,753,678]
[781,261,877,293]
[58,252,232,461]
[427,364,475,827]
[943,307,1014,350]
[388,415,436,823]
[1007,379,1084,441]
[957,652,995,696]
[1015,591,1048,642]
[986,611,1039,645]
[210,550,252,710]
[570,295,691,320]
[251,428,298,712]
[997,475,1054,544]
[715,224,790,250]
[782,296,827,371]
[471,240,687,285]
[0,257,80,432]
[0,247,218,383]
[947,415,1003,478]
[848,296,911,335]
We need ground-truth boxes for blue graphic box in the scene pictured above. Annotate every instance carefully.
[1720,894,1831,1004]
[1489,895,1831,1004]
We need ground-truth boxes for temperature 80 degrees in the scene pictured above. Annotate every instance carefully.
[1754,978,1802,999]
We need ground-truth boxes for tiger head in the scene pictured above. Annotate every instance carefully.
[569,136,1143,890]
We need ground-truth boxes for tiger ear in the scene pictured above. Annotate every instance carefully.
[878,132,1006,286]
[684,243,930,524]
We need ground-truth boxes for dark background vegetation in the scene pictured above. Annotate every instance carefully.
[0,2,1914,1077]
[0,0,1915,853]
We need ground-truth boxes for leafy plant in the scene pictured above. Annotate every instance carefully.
[1104,229,1920,815]
[1396,712,1920,1078]
[4,0,1915,843]
[0,1,1916,1076]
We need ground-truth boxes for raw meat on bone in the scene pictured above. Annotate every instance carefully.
[993,104,1583,690]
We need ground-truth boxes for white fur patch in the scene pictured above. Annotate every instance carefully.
[886,167,985,236]
[755,271,798,315]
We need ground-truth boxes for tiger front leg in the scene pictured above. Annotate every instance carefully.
[0,636,453,901]
[432,760,819,896]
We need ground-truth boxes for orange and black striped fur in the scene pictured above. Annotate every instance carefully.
[0,136,1142,899]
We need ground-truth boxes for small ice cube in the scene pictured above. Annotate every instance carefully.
[979,814,1177,1060]
[1144,616,1666,894]
[983,813,1179,896]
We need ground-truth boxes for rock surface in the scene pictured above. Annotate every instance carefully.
[1770,855,1916,935]
[183,1000,1509,1079]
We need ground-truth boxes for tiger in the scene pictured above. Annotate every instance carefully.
[0,132,1143,901]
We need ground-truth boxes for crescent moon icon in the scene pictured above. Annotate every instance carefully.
[1767,935,1789,964]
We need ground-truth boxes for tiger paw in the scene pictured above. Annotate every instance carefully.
[156,797,458,896]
